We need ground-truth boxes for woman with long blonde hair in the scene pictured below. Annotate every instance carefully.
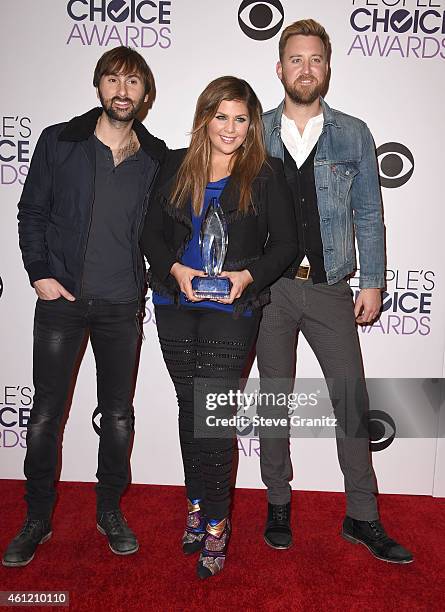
[141,76,297,578]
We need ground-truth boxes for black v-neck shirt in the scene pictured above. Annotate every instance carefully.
[81,135,147,301]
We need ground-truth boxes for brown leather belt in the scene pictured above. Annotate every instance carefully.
[295,265,311,280]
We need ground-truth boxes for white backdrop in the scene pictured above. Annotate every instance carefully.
[0,0,444,497]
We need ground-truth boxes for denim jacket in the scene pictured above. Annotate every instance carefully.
[262,98,385,288]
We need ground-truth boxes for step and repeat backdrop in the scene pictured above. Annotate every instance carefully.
[0,0,444,497]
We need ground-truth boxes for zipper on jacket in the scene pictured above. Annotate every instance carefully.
[133,161,160,296]
[79,142,96,299]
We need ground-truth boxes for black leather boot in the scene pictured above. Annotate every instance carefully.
[97,509,139,555]
[342,516,413,563]
[264,502,292,549]
[2,518,52,567]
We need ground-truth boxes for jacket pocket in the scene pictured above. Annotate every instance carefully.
[330,162,359,195]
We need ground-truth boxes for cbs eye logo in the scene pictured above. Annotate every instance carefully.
[238,0,284,41]
[368,410,396,452]
[0,275,3,299]
[376,142,414,189]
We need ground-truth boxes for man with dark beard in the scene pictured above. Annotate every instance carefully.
[2,47,166,567]
[257,20,413,564]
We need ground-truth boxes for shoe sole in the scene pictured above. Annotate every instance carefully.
[341,531,414,564]
[183,542,203,555]
[1,531,52,568]
[197,565,214,579]
[263,534,293,550]
[96,524,139,556]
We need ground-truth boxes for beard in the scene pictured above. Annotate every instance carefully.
[282,74,324,106]
[98,90,145,123]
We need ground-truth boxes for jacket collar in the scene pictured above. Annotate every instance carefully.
[270,100,285,132]
[319,97,340,128]
[270,96,340,131]
[57,107,166,161]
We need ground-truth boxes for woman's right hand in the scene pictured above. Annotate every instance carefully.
[170,262,207,302]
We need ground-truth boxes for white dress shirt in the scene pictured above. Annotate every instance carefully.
[280,112,323,169]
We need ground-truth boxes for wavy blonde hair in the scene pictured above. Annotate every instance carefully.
[171,76,266,215]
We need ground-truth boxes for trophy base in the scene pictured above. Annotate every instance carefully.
[192,276,231,299]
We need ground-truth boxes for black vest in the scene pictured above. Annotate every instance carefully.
[282,144,327,284]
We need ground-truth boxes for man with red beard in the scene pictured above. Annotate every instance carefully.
[2,46,166,567]
[257,20,413,564]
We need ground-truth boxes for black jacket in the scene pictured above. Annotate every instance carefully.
[140,149,298,314]
[17,107,167,297]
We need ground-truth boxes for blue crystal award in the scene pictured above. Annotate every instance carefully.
[191,198,231,299]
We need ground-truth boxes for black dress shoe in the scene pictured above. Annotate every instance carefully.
[97,510,139,555]
[264,502,292,550]
[2,518,52,567]
[342,516,413,564]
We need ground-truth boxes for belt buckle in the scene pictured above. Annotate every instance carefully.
[295,265,311,280]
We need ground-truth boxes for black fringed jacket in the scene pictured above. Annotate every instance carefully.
[140,149,298,314]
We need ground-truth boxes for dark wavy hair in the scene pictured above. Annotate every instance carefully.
[93,46,156,108]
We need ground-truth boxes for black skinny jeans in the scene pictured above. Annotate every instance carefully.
[25,297,141,519]
[155,305,260,520]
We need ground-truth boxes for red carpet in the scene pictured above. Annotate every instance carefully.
[0,481,443,611]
